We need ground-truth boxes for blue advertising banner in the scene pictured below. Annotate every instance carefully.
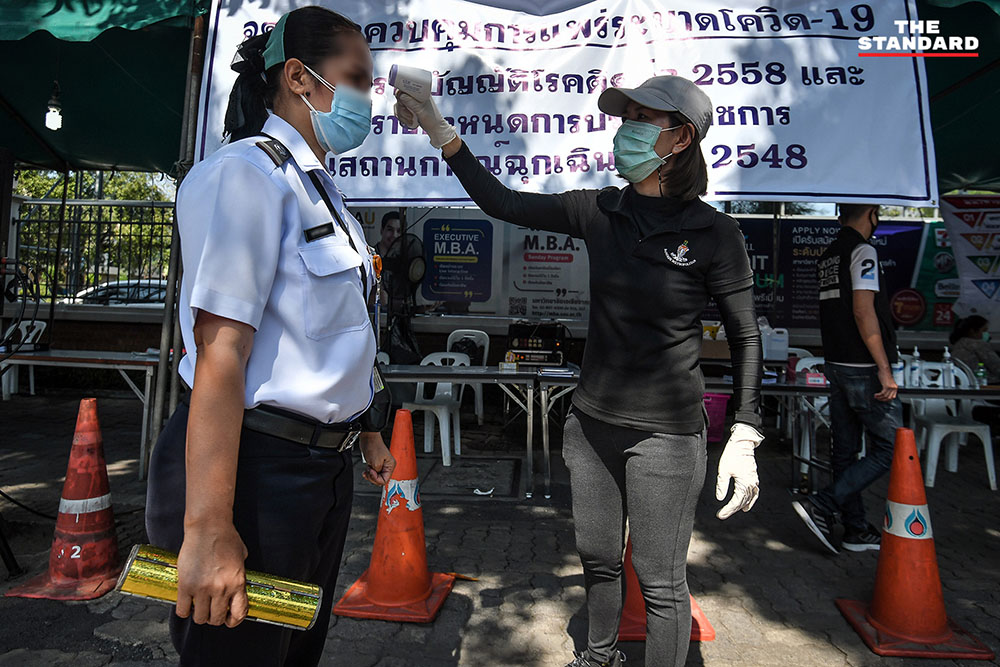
[771,219,945,329]
[705,218,951,331]
[422,219,494,302]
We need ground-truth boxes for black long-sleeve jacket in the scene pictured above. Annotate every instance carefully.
[445,143,762,432]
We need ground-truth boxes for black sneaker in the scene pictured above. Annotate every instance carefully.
[792,497,839,555]
[564,651,625,667]
[842,524,881,552]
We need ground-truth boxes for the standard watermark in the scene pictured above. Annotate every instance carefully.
[858,20,979,58]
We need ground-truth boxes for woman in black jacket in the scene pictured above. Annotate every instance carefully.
[397,75,763,667]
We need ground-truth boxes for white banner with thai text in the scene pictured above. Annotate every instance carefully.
[195,0,938,206]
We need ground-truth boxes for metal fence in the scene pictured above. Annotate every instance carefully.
[14,199,174,303]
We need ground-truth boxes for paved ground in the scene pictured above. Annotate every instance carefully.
[0,392,998,666]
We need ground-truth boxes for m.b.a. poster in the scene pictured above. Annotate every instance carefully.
[422,219,494,304]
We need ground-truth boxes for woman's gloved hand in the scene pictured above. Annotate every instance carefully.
[393,89,458,148]
[715,423,764,520]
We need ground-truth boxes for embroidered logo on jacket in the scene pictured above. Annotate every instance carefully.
[665,240,696,266]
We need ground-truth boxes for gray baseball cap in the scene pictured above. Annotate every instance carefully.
[598,75,713,140]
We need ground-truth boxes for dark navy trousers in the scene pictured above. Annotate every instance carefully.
[146,402,354,666]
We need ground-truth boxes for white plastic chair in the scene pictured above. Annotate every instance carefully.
[780,347,813,438]
[903,357,957,429]
[794,357,830,480]
[401,351,470,467]
[909,360,963,437]
[951,357,994,464]
[446,329,490,425]
[913,365,995,490]
[1,320,47,398]
[953,357,992,413]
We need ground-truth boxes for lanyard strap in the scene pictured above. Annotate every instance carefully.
[305,165,370,306]
[256,132,371,305]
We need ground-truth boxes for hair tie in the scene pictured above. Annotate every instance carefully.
[231,33,269,76]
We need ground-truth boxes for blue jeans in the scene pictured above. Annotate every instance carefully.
[813,364,902,531]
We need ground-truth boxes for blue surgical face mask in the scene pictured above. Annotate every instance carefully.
[984,331,992,342]
[300,64,372,155]
[612,120,682,183]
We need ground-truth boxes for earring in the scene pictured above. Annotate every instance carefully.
[305,91,311,97]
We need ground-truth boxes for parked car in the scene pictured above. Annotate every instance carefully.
[62,279,168,306]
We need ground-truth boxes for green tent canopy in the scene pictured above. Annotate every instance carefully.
[923,0,1000,192]
[0,0,201,42]
[0,0,998,192]
[0,1,204,173]
[927,0,1000,12]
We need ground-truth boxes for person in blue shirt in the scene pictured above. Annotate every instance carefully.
[145,7,394,666]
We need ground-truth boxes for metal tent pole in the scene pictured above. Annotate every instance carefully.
[45,174,69,344]
[150,224,180,460]
[0,148,13,258]
[168,276,183,413]
[149,15,206,471]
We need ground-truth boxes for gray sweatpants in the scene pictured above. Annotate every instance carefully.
[563,408,707,667]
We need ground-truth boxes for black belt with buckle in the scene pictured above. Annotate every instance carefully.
[243,405,361,451]
[180,392,360,451]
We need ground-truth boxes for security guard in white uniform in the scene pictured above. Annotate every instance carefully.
[145,8,394,666]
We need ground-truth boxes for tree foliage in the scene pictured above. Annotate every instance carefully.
[725,201,817,216]
[13,170,174,299]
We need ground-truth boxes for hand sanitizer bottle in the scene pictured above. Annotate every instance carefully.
[942,346,954,388]
[891,347,906,386]
[909,346,922,388]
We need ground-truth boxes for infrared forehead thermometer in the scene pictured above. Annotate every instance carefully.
[388,64,432,101]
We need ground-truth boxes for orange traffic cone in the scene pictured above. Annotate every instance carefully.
[835,428,994,660]
[618,539,715,642]
[6,399,121,600]
[333,409,455,622]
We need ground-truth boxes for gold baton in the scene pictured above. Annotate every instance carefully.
[115,544,322,631]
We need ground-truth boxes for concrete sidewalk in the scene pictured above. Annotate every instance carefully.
[0,394,997,666]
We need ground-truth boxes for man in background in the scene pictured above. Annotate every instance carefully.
[793,203,901,555]
[376,210,401,257]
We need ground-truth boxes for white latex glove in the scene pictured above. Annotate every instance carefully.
[715,423,763,520]
[393,90,458,148]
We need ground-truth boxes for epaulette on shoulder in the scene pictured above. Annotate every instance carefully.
[255,138,291,168]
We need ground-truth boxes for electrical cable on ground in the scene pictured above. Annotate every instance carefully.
[0,487,56,521]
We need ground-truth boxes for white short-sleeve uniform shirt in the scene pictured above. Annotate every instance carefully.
[176,114,376,423]
[849,244,880,292]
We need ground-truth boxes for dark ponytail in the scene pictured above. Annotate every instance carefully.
[659,112,708,201]
[950,315,988,345]
[223,7,363,143]
[224,32,272,143]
